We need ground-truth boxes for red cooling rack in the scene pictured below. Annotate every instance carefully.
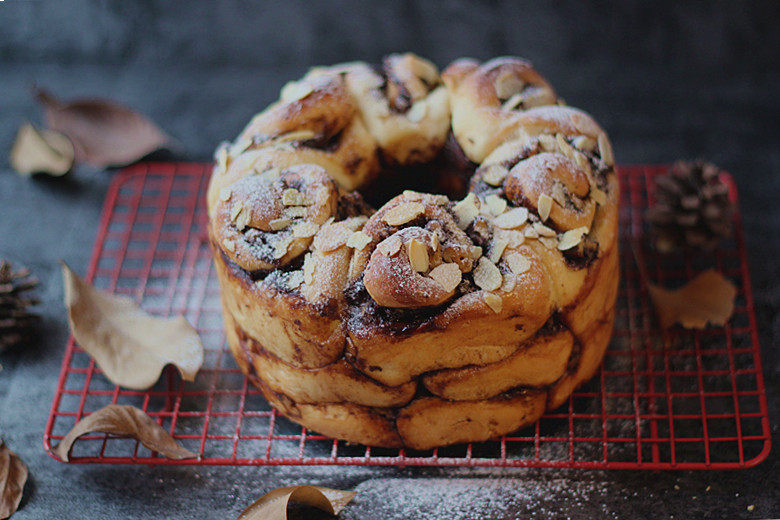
[43,163,771,469]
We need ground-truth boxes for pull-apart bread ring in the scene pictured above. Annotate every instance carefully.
[208,54,620,449]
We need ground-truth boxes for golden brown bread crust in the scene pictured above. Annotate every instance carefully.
[208,54,620,449]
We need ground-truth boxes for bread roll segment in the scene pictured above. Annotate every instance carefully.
[208,54,619,449]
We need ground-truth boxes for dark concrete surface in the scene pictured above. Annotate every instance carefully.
[0,1,778,518]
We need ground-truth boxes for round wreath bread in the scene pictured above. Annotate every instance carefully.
[207,54,619,449]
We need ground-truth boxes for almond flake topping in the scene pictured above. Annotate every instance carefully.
[273,237,292,259]
[539,236,558,249]
[488,238,509,263]
[382,202,425,226]
[598,133,614,166]
[453,193,480,230]
[287,271,304,289]
[407,101,427,123]
[219,187,232,202]
[282,188,307,206]
[302,253,315,285]
[493,207,529,229]
[215,146,228,172]
[284,206,306,218]
[524,226,539,238]
[281,81,313,102]
[292,221,320,238]
[482,164,510,186]
[428,263,461,293]
[222,238,236,252]
[407,239,430,272]
[473,257,502,292]
[269,217,292,231]
[402,190,423,201]
[468,245,484,261]
[230,201,244,222]
[538,134,557,152]
[494,72,525,99]
[537,193,553,222]
[592,188,608,206]
[533,222,556,237]
[483,292,503,313]
[346,231,371,250]
[506,253,531,275]
[235,207,251,231]
[502,92,524,111]
[558,226,589,251]
[572,135,596,152]
[501,272,516,292]
[485,194,508,216]
[384,236,402,257]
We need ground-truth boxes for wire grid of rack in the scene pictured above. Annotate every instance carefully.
[43,162,771,469]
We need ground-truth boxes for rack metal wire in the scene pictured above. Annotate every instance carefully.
[43,163,771,469]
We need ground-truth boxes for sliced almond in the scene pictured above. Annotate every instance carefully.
[574,151,592,174]
[407,239,430,272]
[468,245,484,261]
[402,190,423,201]
[494,71,524,99]
[473,257,502,292]
[538,134,557,153]
[284,206,307,218]
[453,193,480,230]
[230,201,244,222]
[537,193,553,222]
[485,194,508,216]
[282,188,307,206]
[501,272,517,292]
[287,271,304,290]
[222,238,236,253]
[292,221,320,238]
[215,145,228,173]
[428,263,461,293]
[499,229,525,248]
[572,135,596,152]
[502,92,524,111]
[281,81,313,102]
[533,222,556,237]
[346,231,372,250]
[269,217,292,231]
[488,238,509,263]
[558,226,589,251]
[539,236,558,249]
[302,253,315,285]
[506,253,531,275]
[218,187,232,202]
[407,101,427,123]
[523,226,539,238]
[275,129,317,144]
[493,207,529,229]
[592,188,608,206]
[235,207,251,231]
[482,164,510,186]
[598,133,614,166]
[273,237,292,259]
[383,236,402,257]
[382,202,425,226]
[483,292,503,313]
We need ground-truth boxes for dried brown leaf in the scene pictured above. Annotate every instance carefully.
[62,262,203,390]
[35,88,171,167]
[237,485,357,520]
[53,405,197,462]
[9,123,74,177]
[648,269,737,329]
[0,441,27,519]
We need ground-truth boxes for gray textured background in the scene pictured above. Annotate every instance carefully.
[0,1,778,518]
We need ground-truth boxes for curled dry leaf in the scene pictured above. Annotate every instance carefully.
[9,123,74,177]
[0,441,27,519]
[237,485,357,520]
[35,88,172,167]
[648,269,737,329]
[62,263,203,390]
[53,405,197,462]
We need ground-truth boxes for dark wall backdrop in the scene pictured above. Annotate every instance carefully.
[0,1,778,519]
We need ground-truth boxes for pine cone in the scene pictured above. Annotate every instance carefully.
[647,160,733,253]
[0,260,39,350]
